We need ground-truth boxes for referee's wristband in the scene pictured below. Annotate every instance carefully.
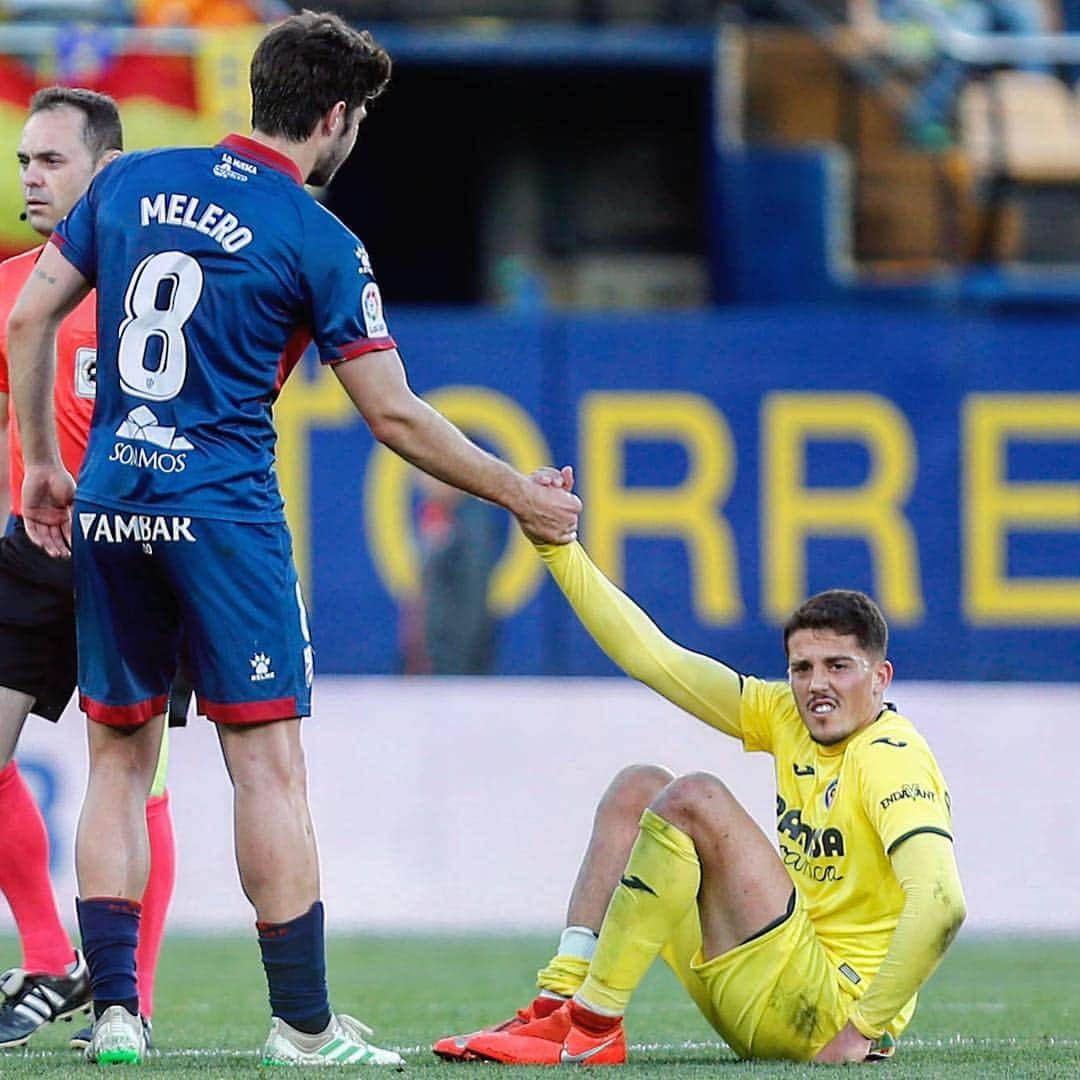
[848,1008,885,1041]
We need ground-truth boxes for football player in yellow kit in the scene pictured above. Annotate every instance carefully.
[434,476,965,1066]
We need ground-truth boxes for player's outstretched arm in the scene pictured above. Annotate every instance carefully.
[7,244,87,556]
[334,348,580,544]
[533,537,744,737]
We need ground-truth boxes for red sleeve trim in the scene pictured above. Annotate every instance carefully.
[81,693,168,728]
[324,336,397,365]
[199,695,301,725]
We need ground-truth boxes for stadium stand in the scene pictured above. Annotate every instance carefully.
[958,70,1080,260]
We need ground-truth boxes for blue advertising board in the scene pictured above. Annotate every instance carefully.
[275,304,1080,681]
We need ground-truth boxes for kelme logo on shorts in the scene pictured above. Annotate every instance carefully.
[250,652,275,682]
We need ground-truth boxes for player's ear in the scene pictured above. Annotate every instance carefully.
[873,658,894,693]
[94,148,122,175]
[324,101,347,135]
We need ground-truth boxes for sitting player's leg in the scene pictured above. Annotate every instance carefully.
[436,764,673,1062]
[466,771,796,1065]
[601,772,848,1062]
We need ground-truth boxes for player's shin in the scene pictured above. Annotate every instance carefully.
[577,808,700,1016]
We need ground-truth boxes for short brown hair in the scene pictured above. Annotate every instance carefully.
[28,86,123,161]
[783,589,888,660]
[250,10,391,142]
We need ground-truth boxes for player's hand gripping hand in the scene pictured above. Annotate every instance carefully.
[21,462,75,558]
[516,464,580,544]
[813,1021,873,1065]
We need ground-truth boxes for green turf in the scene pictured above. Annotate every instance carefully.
[1,932,1076,1076]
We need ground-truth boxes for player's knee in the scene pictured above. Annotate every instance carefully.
[89,726,161,785]
[651,771,736,832]
[222,724,308,795]
[596,764,674,827]
[234,757,307,802]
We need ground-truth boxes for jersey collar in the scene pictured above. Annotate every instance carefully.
[218,134,304,186]
[813,707,894,758]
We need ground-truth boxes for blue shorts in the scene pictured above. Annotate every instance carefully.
[73,502,313,727]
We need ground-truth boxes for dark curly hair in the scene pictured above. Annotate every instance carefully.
[783,589,888,660]
[251,10,391,142]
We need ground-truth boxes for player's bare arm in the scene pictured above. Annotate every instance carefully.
[333,347,581,543]
[7,242,89,555]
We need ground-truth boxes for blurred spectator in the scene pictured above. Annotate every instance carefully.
[400,473,502,675]
[851,0,1051,147]
[135,0,260,26]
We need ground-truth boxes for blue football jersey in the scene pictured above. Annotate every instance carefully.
[53,134,396,522]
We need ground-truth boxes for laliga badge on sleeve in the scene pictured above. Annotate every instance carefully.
[75,347,97,399]
[361,281,388,338]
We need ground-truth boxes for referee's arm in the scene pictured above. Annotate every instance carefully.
[0,391,9,522]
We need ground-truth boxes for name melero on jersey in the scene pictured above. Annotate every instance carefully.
[139,193,253,253]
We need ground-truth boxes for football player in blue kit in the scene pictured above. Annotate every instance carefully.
[8,10,580,1067]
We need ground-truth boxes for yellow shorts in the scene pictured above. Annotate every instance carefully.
[659,889,854,1062]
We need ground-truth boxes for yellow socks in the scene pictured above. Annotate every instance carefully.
[536,924,597,997]
[576,808,700,1016]
[536,953,591,998]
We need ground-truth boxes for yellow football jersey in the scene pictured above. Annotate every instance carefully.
[740,677,953,1028]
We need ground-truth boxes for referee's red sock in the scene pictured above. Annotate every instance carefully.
[137,790,176,1019]
[0,760,75,973]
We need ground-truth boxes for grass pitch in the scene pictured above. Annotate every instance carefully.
[1,933,1076,1077]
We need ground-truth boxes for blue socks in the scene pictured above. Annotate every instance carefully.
[257,901,331,1034]
[76,897,141,1019]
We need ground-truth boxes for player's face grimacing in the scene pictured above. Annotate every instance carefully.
[308,103,366,187]
[786,628,893,746]
[17,105,98,238]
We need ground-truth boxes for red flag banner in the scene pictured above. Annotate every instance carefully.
[0,48,208,259]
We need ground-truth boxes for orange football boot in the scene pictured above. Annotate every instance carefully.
[466,1000,626,1066]
[432,994,563,1061]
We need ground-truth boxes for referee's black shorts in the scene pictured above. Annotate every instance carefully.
[0,514,76,722]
